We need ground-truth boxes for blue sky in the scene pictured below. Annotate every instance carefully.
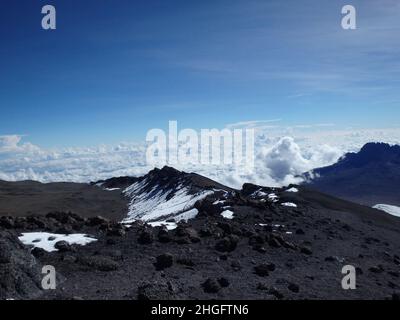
[1,0,400,148]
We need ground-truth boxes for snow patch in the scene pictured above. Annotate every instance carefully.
[251,190,268,198]
[147,221,178,230]
[268,193,279,202]
[281,202,297,208]
[18,232,97,252]
[221,210,234,220]
[286,187,299,193]
[213,200,225,205]
[173,208,199,222]
[373,204,400,218]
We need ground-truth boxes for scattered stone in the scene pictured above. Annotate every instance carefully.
[175,226,200,243]
[218,277,230,288]
[202,278,221,293]
[199,226,213,237]
[231,260,242,271]
[176,257,195,267]
[87,216,109,227]
[249,234,264,246]
[300,246,312,255]
[268,286,284,299]
[31,247,47,258]
[107,228,126,237]
[137,229,154,245]
[218,222,232,235]
[62,255,77,263]
[369,266,384,274]
[155,253,174,270]
[257,283,269,291]
[254,245,267,253]
[137,280,178,300]
[392,292,400,301]
[388,271,399,278]
[325,256,339,262]
[106,238,117,245]
[157,227,171,243]
[254,263,275,277]
[288,283,300,293]
[54,241,74,252]
[0,217,14,229]
[268,238,281,248]
[215,235,239,252]
[79,256,119,271]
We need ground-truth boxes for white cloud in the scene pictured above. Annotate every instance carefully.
[0,135,40,154]
[226,119,281,130]
[1,128,400,189]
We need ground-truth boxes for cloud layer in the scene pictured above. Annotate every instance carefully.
[1,128,400,189]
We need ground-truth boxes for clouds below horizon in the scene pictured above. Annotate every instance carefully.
[1,127,400,189]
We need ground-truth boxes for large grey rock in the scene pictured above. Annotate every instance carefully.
[0,231,43,300]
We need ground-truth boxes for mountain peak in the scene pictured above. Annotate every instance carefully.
[149,166,185,178]
[359,142,400,155]
[303,142,400,206]
[341,142,400,167]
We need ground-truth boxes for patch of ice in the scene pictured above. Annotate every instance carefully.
[105,188,121,191]
[281,202,297,208]
[251,190,268,197]
[173,208,199,222]
[286,187,299,193]
[268,193,279,203]
[373,204,400,218]
[213,200,225,205]
[221,210,234,220]
[147,221,178,230]
[18,232,97,252]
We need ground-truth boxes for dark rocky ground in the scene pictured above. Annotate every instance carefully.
[0,180,129,220]
[1,181,400,300]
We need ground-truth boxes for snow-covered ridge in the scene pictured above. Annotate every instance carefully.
[122,177,213,224]
[373,204,400,218]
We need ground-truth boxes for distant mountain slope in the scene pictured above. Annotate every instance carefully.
[0,167,233,224]
[302,142,400,206]
[0,180,128,220]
